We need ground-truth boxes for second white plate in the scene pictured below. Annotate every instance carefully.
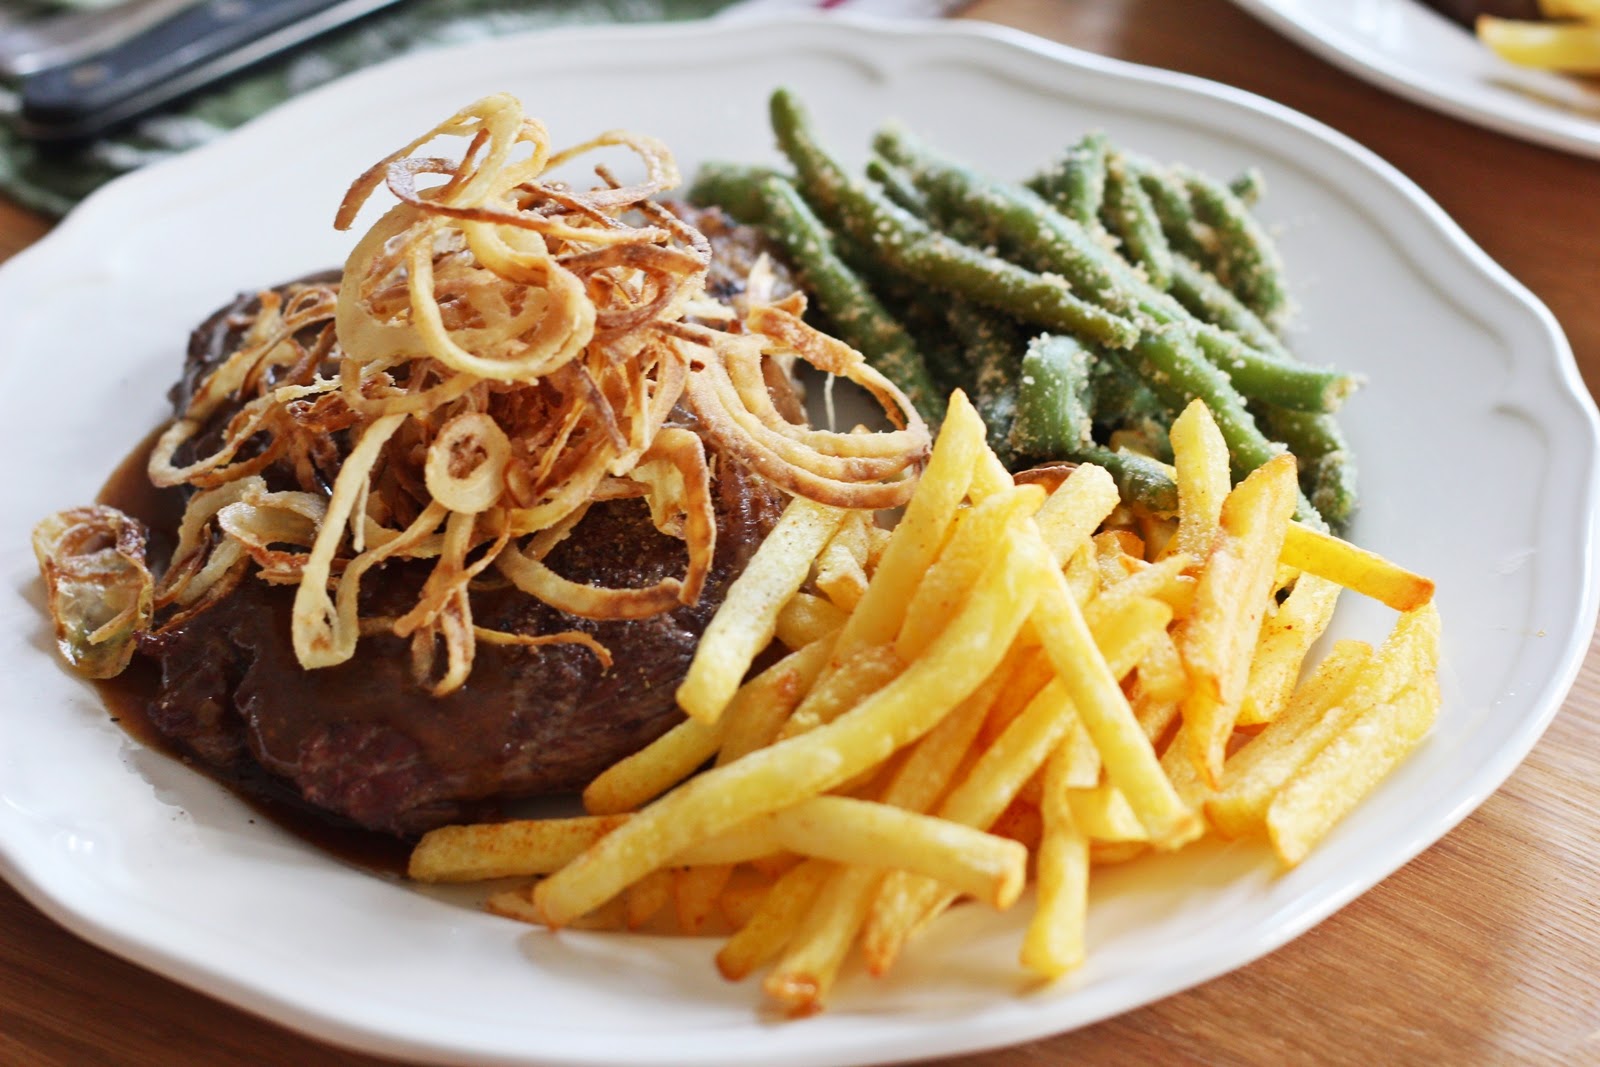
[1229,0,1600,158]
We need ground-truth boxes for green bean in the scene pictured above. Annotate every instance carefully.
[873,122,1138,317]
[754,175,945,424]
[1028,131,1109,228]
[1101,154,1174,290]
[686,161,781,224]
[1091,355,1172,435]
[1009,333,1095,459]
[946,302,1025,461]
[1127,156,1211,262]
[1181,166,1290,328]
[1072,445,1180,516]
[1256,405,1358,533]
[771,91,1140,349]
[873,123,1352,413]
[1117,322,1320,524]
[1168,252,1290,359]
[865,156,932,218]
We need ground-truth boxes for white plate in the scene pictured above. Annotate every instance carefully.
[1,15,1596,1067]
[1228,0,1600,159]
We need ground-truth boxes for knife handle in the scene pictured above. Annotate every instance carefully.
[19,0,358,140]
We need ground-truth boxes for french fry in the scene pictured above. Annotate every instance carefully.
[779,642,906,739]
[409,814,629,882]
[1058,716,1102,790]
[583,716,726,816]
[1086,553,1194,624]
[1028,550,1198,848]
[1238,572,1342,726]
[1280,522,1434,612]
[895,485,1046,660]
[716,636,836,765]
[1477,15,1600,72]
[1268,678,1439,865]
[1021,745,1089,979]
[763,865,880,1016]
[488,885,627,931]
[533,534,1045,925]
[717,871,774,930]
[677,496,847,723]
[1179,453,1299,785]
[826,391,986,659]
[815,516,871,612]
[625,869,673,930]
[1067,784,1147,843]
[1168,398,1231,564]
[675,864,735,934]
[717,860,832,981]
[773,591,846,650]
[1033,463,1120,564]
[1207,616,1428,839]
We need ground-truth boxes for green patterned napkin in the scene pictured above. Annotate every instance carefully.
[0,0,739,215]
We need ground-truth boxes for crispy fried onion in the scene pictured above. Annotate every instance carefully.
[31,507,154,678]
[66,93,928,694]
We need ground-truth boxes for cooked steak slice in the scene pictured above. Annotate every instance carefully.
[138,265,788,837]
[139,460,780,837]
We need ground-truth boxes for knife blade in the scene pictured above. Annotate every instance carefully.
[15,0,406,142]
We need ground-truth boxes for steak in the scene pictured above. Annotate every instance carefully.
[137,254,790,837]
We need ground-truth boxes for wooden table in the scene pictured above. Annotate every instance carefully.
[4,0,1598,1063]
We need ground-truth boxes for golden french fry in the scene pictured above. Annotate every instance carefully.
[533,535,1045,926]
[815,517,870,613]
[487,885,627,931]
[779,642,905,740]
[717,636,836,765]
[1268,677,1440,866]
[1180,453,1299,784]
[1168,399,1231,563]
[1028,550,1199,849]
[1089,841,1149,866]
[1067,784,1148,842]
[1207,617,1427,839]
[1033,463,1120,564]
[1021,744,1090,979]
[861,869,949,977]
[1540,0,1600,18]
[717,871,775,930]
[1087,554,1194,622]
[1063,541,1100,606]
[583,716,726,816]
[675,864,734,935]
[1280,522,1434,612]
[678,496,847,723]
[895,485,1046,660]
[826,391,986,659]
[773,591,846,651]
[717,859,832,981]
[1058,716,1102,789]
[989,797,1045,851]
[625,869,673,930]
[763,865,880,1016]
[409,814,629,882]
[1477,15,1600,71]
[1238,573,1342,726]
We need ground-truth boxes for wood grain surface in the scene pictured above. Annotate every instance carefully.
[3,1,1597,1064]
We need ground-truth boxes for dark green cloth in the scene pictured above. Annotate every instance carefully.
[0,0,736,215]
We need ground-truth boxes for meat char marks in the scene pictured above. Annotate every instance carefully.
[140,224,790,837]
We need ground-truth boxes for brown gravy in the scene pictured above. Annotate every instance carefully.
[91,429,411,879]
